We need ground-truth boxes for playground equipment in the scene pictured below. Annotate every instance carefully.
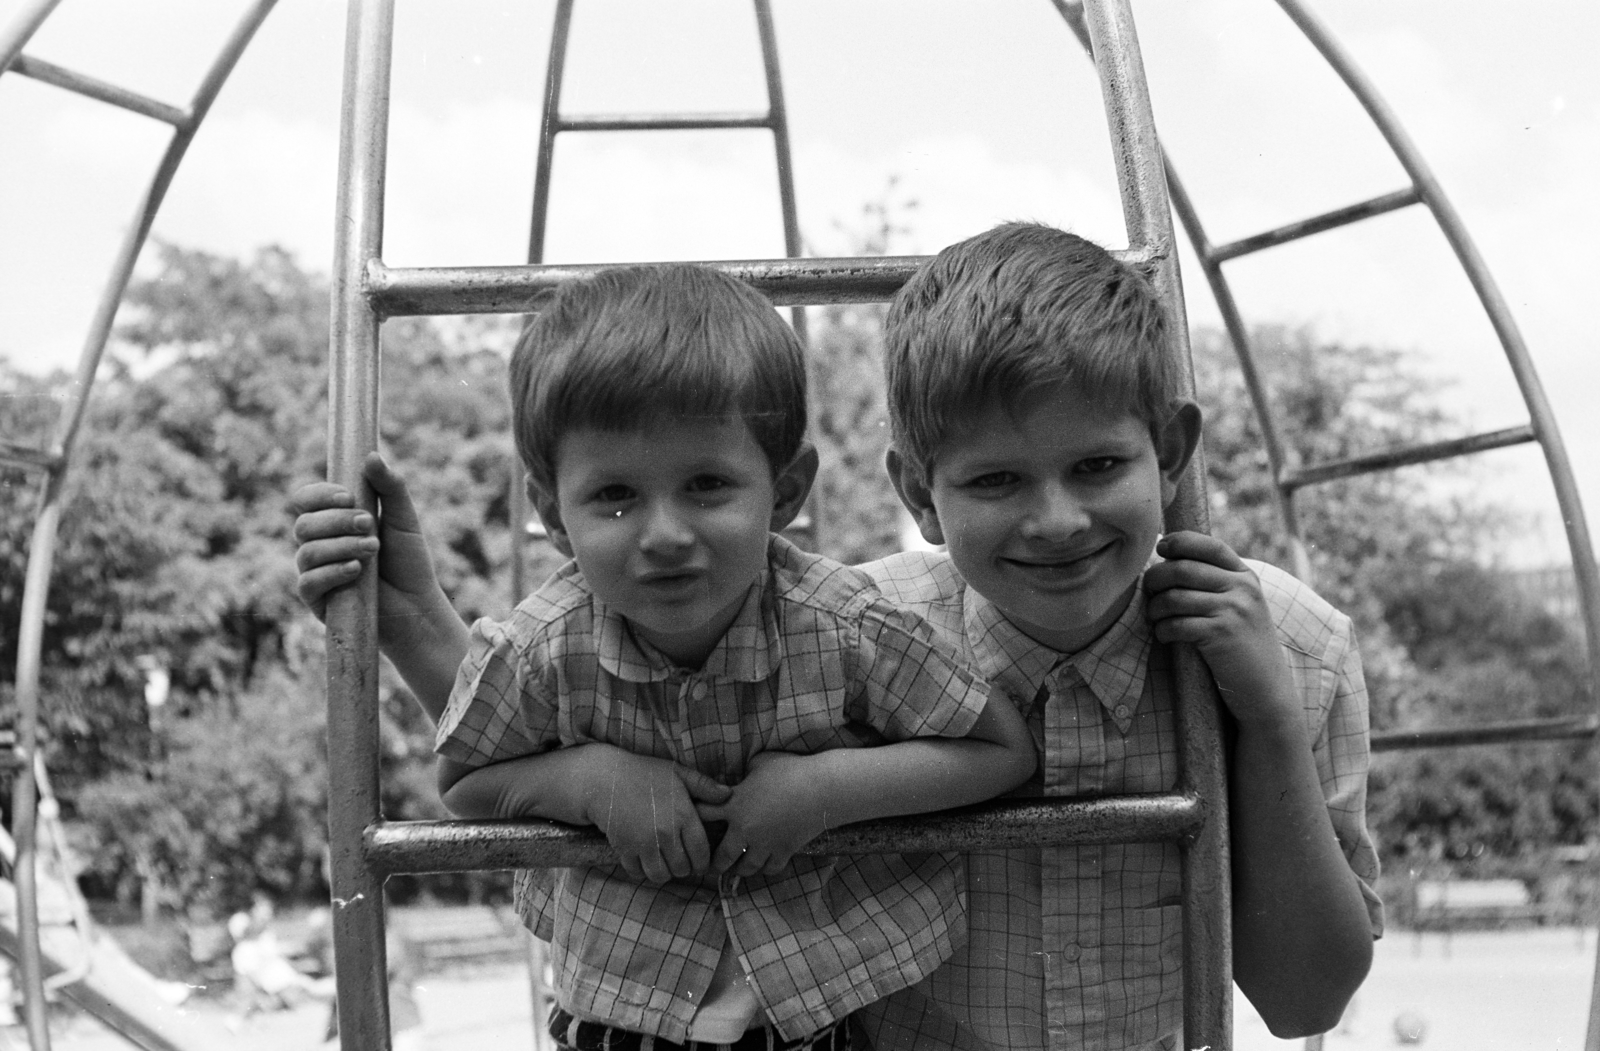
[3,2,1597,1050]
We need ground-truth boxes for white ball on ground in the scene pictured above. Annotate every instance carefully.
[1393,1010,1427,1044]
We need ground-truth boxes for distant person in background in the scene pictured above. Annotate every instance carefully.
[227,893,333,1020]
[307,907,427,1051]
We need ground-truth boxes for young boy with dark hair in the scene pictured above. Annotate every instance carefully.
[294,263,1036,1051]
[854,222,1382,1050]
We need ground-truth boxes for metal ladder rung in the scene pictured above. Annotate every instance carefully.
[0,441,62,473]
[558,111,772,133]
[364,248,1160,318]
[362,794,1208,877]
[1373,714,1598,753]
[1279,422,1536,491]
[6,53,190,127]
[1207,186,1421,264]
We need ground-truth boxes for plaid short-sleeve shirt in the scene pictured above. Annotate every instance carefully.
[853,551,1384,1051]
[435,535,993,1043]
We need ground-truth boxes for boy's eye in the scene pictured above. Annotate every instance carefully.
[592,484,635,503]
[685,475,731,494]
[964,471,1018,489]
[1076,457,1122,475]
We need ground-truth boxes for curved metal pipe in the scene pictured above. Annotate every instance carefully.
[6,4,278,1047]
[1163,162,1314,582]
[1271,5,1600,1043]
[0,0,62,74]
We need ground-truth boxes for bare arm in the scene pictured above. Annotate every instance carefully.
[699,689,1036,877]
[438,745,731,884]
[1228,708,1373,1037]
[291,453,469,722]
[1146,531,1372,1038]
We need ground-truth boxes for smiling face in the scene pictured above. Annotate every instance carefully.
[901,382,1195,654]
[540,416,796,668]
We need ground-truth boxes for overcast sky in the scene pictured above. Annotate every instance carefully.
[2,0,1595,565]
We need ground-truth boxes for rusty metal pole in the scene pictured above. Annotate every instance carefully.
[328,0,395,1046]
[1079,1,1233,1047]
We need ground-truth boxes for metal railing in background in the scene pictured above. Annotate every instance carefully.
[510,0,812,601]
[323,1,1234,1047]
[1,3,279,1048]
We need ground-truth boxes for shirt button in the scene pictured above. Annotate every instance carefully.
[1061,943,1082,962]
[1114,704,1131,720]
[692,683,708,701]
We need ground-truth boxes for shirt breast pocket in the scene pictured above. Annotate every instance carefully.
[1109,903,1184,1045]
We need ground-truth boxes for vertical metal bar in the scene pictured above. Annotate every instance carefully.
[1080,2,1232,1047]
[525,0,574,269]
[1163,164,1314,582]
[6,5,278,1047]
[0,0,62,75]
[752,0,806,345]
[329,1,396,1046]
[750,0,821,550]
[514,0,575,606]
[12,495,59,1050]
[1272,5,1600,1044]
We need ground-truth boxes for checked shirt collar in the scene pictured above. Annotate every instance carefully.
[591,576,783,684]
[960,571,1153,726]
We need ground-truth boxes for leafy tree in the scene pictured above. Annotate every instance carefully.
[3,243,524,914]
[808,302,902,566]
[1190,326,1594,873]
[806,184,921,566]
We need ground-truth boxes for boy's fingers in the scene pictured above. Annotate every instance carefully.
[362,455,424,533]
[681,821,712,875]
[285,482,354,518]
[674,767,732,805]
[295,562,362,609]
[660,834,693,881]
[1146,587,1223,619]
[1156,531,1246,571]
[639,847,672,885]
[1144,558,1235,595]
[734,847,768,879]
[295,536,378,573]
[292,507,375,544]
[708,832,742,875]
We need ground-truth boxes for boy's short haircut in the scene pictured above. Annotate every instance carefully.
[510,263,807,498]
[885,222,1180,480]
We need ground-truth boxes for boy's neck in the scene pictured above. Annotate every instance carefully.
[1004,579,1139,657]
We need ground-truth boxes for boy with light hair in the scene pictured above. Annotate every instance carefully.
[855,222,1382,1050]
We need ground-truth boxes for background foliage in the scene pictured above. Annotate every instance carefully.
[1,238,1592,921]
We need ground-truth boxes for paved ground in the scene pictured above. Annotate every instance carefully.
[32,926,1599,1050]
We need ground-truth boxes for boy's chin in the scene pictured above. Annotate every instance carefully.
[997,585,1137,655]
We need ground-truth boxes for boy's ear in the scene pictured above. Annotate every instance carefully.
[885,448,946,546]
[769,442,820,531]
[1155,400,1203,509]
[528,479,574,558]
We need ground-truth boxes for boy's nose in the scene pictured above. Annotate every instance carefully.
[1024,484,1091,540]
[637,500,695,554]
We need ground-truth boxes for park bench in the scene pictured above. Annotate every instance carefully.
[388,905,528,972]
[1411,879,1553,930]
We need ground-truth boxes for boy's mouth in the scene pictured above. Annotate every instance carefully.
[636,568,707,594]
[1003,541,1113,582]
